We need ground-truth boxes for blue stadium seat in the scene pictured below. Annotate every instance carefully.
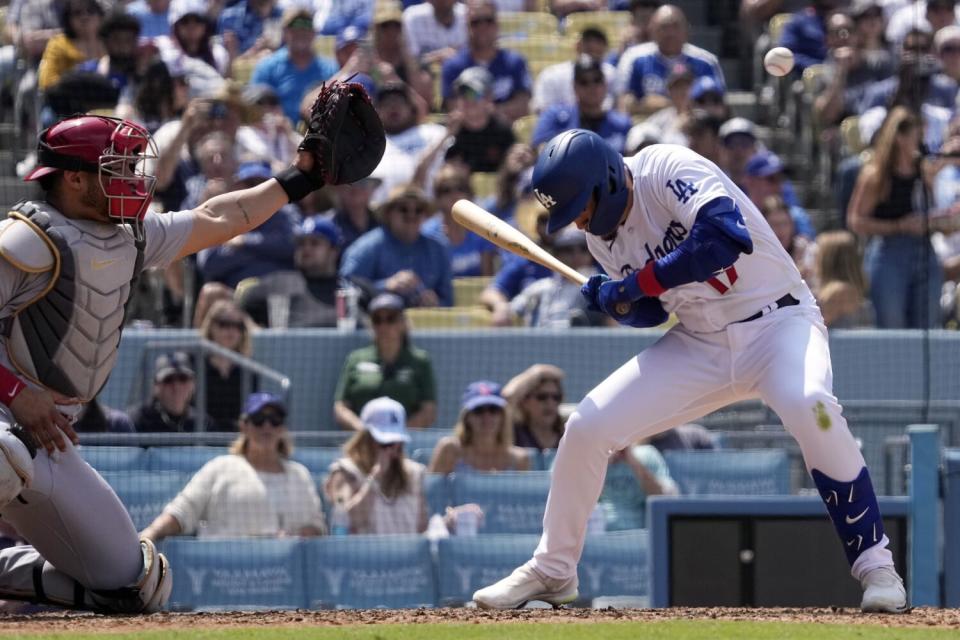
[424,472,450,516]
[161,538,308,611]
[145,446,223,473]
[408,429,451,452]
[78,445,147,472]
[579,529,649,600]
[101,471,187,530]
[664,449,791,495]
[305,535,437,609]
[541,449,557,470]
[436,534,539,605]
[291,447,343,474]
[524,448,545,471]
[450,472,551,534]
[600,461,646,530]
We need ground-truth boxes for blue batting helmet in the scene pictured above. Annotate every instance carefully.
[531,129,629,236]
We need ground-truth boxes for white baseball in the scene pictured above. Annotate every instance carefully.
[764,47,795,77]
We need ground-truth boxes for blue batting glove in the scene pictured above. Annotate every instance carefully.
[613,297,670,328]
[580,274,610,311]
[597,273,645,316]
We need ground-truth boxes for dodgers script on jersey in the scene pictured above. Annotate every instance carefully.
[585,144,806,333]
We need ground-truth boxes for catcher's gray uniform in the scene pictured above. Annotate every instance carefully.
[0,200,191,611]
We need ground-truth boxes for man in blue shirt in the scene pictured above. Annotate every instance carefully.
[421,162,498,277]
[440,0,532,122]
[314,0,375,36]
[251,7,339,123]
[127,0,171,40]
[196,162,300,288]
[340,184,454,307]
[218,0,283,57]
[480,211,554,326]
[620,4,725,117]
[76,11,141,97]
[532,55,631,152]
[779,0,842,73]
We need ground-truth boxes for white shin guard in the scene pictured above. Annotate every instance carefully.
[87,539,172,613]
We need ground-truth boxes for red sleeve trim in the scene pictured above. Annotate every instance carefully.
[0,365,25,407]
[636,261,667,297]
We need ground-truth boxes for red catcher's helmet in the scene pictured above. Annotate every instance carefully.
[24,115,158,240]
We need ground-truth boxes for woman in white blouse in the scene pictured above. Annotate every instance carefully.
[141,393,326,540]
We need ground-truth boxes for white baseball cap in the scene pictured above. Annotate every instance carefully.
[360,397,411,445]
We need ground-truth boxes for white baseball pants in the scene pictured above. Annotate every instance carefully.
[532,302,894,582]
[0,424,143,606]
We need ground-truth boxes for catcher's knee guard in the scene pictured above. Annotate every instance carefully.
[89,538,172,613]
[0,426,35,506]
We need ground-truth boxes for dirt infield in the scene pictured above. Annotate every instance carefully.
[0,607,958,634]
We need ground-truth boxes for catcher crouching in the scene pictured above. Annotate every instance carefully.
[0,80,384,612]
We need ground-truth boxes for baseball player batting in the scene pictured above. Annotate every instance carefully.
[0,83,383,611]
[472,130,907,613]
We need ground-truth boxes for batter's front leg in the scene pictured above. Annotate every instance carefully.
[474,328,742,609]
[750,310,907,613]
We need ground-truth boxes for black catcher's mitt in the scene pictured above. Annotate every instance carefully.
[298,79,386,185]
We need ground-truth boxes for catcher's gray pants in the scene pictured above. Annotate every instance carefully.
[0,420,142,607]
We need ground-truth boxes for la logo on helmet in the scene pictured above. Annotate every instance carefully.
[533,188,557,209]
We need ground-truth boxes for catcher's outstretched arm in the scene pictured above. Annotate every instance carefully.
[175,152,316,260]
[176,78,385,259]
[176,79,384,259]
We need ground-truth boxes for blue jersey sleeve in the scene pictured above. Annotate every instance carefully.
[441,51,469,101]
[627,58,646,98]
[652,196,753,289]
[512,54,533,95]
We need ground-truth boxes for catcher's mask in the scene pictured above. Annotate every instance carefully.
[25,115,158,241]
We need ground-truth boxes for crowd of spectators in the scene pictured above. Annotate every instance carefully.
[5,0,959,329]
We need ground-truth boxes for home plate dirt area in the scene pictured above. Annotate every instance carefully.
[0,606,958,634]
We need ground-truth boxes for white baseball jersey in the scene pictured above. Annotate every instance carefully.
[586,144,806,333]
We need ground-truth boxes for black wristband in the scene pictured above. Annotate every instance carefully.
[274,166,324,203]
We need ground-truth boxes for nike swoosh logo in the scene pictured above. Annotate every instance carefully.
[7,383,20,398]
[845,507,869,524]
[735,221,747,229]
[91,258,117,270]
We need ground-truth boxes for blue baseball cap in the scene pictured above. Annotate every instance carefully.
[336,25,366,51]
[296,216,342,246]
[461,381,507,413]
[350,73,377,100]
[243,392,286,416]
[368,292,405,314]
[154,351,194,383]
[690,76,725,101]
[744,150,786,178]
[234,161,272,183]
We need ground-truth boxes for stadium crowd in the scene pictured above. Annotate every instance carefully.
[0,0,958,540]
[3,0,960,333]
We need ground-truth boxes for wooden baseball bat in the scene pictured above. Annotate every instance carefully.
[452,199,587,284]
[451,199,631,315]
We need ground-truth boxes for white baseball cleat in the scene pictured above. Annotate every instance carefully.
[473,564,578,610]
[860,566,908,613]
